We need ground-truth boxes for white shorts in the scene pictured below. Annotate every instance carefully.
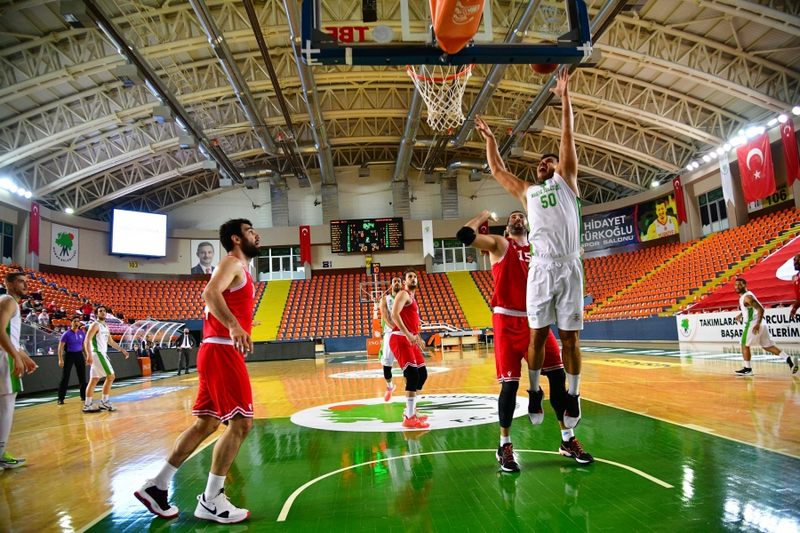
[380,331,395,367]
[90,351,115,379]
[526,255,584,331]
[742,321,774,348]
[0,352,23,394]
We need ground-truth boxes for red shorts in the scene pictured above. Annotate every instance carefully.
[494,313,563,382]
[192,342,253,422]
[389,333,426,370]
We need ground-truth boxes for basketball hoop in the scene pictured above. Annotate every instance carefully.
[407,64,473,131]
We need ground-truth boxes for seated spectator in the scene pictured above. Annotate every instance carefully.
[31,290,42,301]
[53,307,66,319]
[21,299,32,312]
[46,300,57,314]
[24,311,38,326]
[38,309,50,328]
[80,299,93,321]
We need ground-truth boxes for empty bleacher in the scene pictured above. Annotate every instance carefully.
[588,208,800,320]
[277,271,469,340]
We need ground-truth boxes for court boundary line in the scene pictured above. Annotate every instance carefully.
[76,434,222,533]
[586,397,800,460]
[276,448,672,522]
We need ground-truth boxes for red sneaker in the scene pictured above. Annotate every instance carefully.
[384,382,396,402]
[402,415,430,429]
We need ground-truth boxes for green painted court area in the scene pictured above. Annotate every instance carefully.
[93,400,799,532]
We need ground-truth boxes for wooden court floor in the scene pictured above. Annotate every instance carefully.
[2,343,799,532]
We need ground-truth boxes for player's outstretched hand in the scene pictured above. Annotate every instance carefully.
[474,116,495,142]
[549,67,569,98]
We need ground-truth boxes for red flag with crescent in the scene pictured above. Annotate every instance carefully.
[735,132,776,204]
[780,122,799,187]
[672,177,687,223]
[299,225,311,264]
[29,202,40,255]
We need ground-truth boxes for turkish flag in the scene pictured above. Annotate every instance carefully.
[299,225,311,264]
[780,122,800,187]
[736,132,776,204]
[28,202,40,255]
[672,176,687,223]
[478,220,489,255]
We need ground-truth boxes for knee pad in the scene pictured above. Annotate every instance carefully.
[416,366,428,390]
[498,381,519,428]
[383,365,393,381]
[403,366,419,391]
[544,368,567,420]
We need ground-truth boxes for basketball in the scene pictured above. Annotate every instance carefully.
[531,63,559,75]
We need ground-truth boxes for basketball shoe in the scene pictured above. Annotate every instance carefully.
[559,437,594,464]
[0,452,26,469]
[563,394,581,428]
[384,382,396,402]
[82,402,100,413]
[402,415,429,429]
[527,388,544,425]
[194,489,249,524]
[496,443,520,473]
[134,480,179,519]
[99,400,116,411]
[734,367,753,376]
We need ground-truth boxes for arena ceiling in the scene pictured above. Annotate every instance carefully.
[0,0,798,221]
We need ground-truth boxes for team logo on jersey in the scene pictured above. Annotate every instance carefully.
[291,394,527,432]
[328,367,449,379]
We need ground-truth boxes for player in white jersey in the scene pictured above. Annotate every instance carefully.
[733,278,791,376]
[0,272,38,469]
[82,305,129,412]
[379,277,403,401]
[475,68,584,428]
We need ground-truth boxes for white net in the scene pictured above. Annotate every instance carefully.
[407,64,473,131]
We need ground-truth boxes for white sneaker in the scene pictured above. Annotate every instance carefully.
[134,479,179,519]
[194,489,249,524]
[99,400,116,411]
[82,403,100,413]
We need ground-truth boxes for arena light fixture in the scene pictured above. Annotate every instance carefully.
[745,126,765,138]
[767,118,778,127]
[709,151,717,159]
[65,207,74,214]
[793,106,800,116]
[730,136,746,147]
[778,114,789,124]
[651,180,659,188]
[686,164,693,171]
[702,154,711,163]
[715,147,725,156]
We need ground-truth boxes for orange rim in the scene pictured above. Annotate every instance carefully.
[406,64,474,83]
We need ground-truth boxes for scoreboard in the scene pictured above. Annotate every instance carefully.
[330,217,404,253]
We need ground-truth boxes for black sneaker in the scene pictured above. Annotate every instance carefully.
[559,437,594,464]
[57,399,64,405]
[527,388,544,425]
[134,479,179,519]
[564,394,581,429]
[786,356,794,370]
[496,443,520,473]
[734,367,753,376]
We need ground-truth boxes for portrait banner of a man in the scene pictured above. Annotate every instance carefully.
[189,239,221,275]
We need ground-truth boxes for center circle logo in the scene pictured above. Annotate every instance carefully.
[290,393,528,432]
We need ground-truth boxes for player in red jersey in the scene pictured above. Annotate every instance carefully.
[135,219,260,524]
[458,210,593,472]
[389,268,430,429]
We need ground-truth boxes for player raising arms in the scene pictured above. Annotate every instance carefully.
[458,210,593,473]
[475,68,585,428]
